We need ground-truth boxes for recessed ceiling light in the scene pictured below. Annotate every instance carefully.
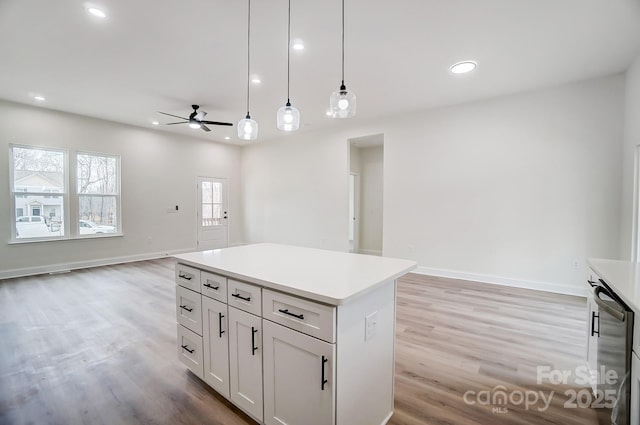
[224,136,231,140]
[251,78,261,84]
[87,7,106,18]
[33,95,46,101]
[152,121,159,125]
[450,61,477,74]
[292,42,304,51]
[325,110,332,117]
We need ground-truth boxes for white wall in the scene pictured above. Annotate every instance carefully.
[359,145,383,255]
[241,131,350,251]
[242,75,624,295]
[621,54,640,260]
[0,100,243,277]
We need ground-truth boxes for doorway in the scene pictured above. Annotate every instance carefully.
[197,176,228,250]
[348,134,384,255]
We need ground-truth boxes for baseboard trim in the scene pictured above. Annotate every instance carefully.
[412,266,587,297]
[0,248,196,280]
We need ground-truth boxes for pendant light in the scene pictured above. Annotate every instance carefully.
[238,0,258,140]
[276,0,300,131]
[329,0,356,118]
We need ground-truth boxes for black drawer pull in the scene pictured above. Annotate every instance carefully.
[219,312,225,338]
[251,327,258,356]
[204,283,220,290]
[232,293,251,302]
[591,311,599,337]
[181,344,194,354]
[587,279,597,288]
[278,308,305,320]
[321,355,328,390]
[178,273,192,281]
[179,304,193,312]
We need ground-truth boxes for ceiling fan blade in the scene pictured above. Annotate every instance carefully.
[158,111,189,120]
[201,124,211,132]
[195,111,207,121]
[166,122,188,125]
[201,120,233,126]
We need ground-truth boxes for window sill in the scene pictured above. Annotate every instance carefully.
[8,233,124,245]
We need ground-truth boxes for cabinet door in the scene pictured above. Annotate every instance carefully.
[263,320,335,425]
[202,296,230,398]
[229,306,263,422]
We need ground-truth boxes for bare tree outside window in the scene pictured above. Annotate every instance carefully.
[77,153,119,231]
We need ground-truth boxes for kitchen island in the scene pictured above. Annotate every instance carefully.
[173,243,417,425]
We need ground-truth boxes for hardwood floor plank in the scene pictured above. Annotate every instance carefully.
[0,259,598,425]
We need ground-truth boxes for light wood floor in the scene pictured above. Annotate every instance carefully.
[0,259,598,425]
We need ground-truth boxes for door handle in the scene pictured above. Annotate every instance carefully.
[321,355,328,390]
[593,286,626,322]
[591,311,599,337]
[219,312,225,338]
[251,327,258,355]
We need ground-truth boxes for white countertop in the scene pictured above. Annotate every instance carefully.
[588,258,640,313]
[173,243,417,306]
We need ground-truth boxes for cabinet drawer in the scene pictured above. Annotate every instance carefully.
[177,324,204,379]
[175,264,202,292]
[263,289,336,343]
[201,271,227,303]
[228,279,262,316]
[176,285,203,335]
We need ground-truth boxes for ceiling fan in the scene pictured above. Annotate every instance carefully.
[158,105,233,132]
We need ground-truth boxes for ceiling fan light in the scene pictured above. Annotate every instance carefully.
[189,122,201,129]
[277,103,300,131]
[238,116,258,140]
[329,87,356,118]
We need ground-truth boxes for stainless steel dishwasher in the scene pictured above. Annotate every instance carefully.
[593,279,634,425]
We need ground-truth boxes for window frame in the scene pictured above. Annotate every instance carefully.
[8,144,123,243]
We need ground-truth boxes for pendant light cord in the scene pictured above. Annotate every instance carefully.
[246,0,251,117]
[287,0,291,103]
[341,0,345,85]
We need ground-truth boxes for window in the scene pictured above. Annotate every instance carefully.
[77,153,120,234]
[10,146,67,239]
[9,145,121,241]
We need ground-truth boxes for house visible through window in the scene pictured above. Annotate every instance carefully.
[10,146,66,239]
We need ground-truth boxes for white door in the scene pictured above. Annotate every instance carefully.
[202,296,230,398]
[229,306,263,422]
[197,177,228,250]
[263,320,335,425]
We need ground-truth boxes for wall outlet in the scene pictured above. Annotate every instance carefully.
[365,310,379,341]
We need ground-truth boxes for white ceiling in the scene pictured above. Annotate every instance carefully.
[1,0,639,144]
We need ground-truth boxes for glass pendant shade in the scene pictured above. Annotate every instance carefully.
[238,115,258,140]
[329,85,356,118]
[276,102,300,131]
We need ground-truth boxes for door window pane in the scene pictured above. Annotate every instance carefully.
[202,181,213,203]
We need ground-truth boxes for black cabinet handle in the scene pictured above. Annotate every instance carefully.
[232,293,251,302]
[591,311,599,337]
[321,355,328,390]
[587,279,597,288]
[181,344,194,354]
[251,327,258,356]
[204,283,220,290]
[179,305,193,312]
[178,273,192,281]
[278,308,305,320]
[219,312,225,338]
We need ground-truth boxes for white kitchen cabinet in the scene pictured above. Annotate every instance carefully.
[174,243,416,425]
[229,305,263,422]
[202,295,230,398]
[263,319,335,425]
[177,323,204,379]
